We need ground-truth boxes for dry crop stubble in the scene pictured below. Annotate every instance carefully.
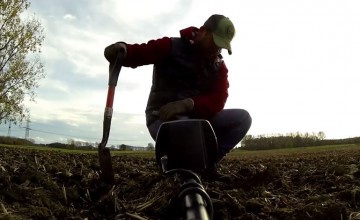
[0,144,359,219]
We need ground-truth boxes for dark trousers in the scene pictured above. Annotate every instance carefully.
[148,109,252,162]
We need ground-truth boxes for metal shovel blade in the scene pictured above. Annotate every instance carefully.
[98,145,114,184]
[98,111,115,184]
[98,53,122,185]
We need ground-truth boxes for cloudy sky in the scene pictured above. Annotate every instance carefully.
[1,0,359,147]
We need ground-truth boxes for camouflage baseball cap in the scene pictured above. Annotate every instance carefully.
[203,14,235,55]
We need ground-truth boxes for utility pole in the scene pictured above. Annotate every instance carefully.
[7,121,11,137]
[25,119,30,139]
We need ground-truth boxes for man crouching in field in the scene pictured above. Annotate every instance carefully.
[104,14,252,179]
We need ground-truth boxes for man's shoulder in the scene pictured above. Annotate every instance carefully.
[179,26,198,40]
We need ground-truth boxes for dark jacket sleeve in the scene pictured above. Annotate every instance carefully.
[191,62,229,118]
[123,37,172,68]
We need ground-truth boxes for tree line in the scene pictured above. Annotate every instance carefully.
[0,135,34,146]
[0,136,155,151]
[241,132,360,150]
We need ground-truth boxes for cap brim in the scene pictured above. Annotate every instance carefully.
[213,33,232,55]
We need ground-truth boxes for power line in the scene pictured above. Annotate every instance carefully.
[1,121,152,144]
[7,122,11,137]
[25,120,30,139]
[19,126,143,142]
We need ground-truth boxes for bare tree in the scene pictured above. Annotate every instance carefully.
[318,131,326,140]
[0,0,45,123]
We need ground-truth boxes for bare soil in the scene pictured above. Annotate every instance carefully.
[0,146,360,220]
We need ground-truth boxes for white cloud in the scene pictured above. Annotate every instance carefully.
[63,14,76,21]
[20,0,360,145]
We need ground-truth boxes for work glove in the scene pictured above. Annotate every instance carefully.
[104,42,127,64]
[158,98,194,120]
[104,42,127,86]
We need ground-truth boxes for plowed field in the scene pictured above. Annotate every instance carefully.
[0,145,360,219]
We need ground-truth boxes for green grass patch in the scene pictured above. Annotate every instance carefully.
[228,144,360,158]
[1,143,359,159]
[0,144,155,157]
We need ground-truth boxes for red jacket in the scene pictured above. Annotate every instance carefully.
[123,27,229,119]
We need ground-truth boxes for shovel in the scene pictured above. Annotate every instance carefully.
[98,54,122,184]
